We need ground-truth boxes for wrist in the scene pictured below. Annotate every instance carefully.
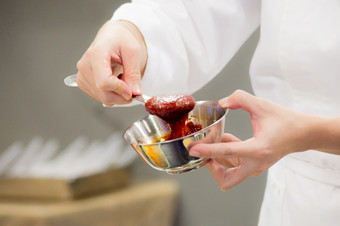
[297,114,340,155]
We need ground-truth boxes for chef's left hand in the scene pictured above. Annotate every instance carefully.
[189,90,310,190]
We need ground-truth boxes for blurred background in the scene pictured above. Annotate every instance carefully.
[0,0,266,225]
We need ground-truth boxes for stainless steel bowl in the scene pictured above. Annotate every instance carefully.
[123,101,228,174]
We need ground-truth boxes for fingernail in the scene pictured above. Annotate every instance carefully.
[122,93,131,100]
[218,97,229,108]
[132,83,142,95]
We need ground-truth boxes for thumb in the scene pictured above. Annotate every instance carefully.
[218,90,257,113]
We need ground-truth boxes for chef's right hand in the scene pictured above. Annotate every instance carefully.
[76,20,148,106]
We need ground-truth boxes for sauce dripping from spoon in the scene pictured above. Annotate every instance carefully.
[145,94,202,140]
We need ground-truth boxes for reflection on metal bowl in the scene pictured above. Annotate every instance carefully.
[123,101,228,174]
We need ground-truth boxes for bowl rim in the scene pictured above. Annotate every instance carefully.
[123,100,228,146]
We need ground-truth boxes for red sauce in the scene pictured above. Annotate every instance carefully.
[145,95,202,140]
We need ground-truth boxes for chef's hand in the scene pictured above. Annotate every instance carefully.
[76,20,147,106]
[189,90,312,190]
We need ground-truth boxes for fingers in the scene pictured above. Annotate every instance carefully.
[191,133,261,190]
[75,20,147,106]
[91,52,132,101]
[77,70,132,106]
[119,20,147,96]
[221,133,241,143]
[189,141,246,160]
[77,53,132,106]
[205,159,251,191]
[218,90,258,113]
[215,157,239,168]
[189,136,250,159]
[121,43,143,95]
[189,133,241,168]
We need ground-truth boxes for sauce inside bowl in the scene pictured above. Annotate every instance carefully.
[145,94,202,140]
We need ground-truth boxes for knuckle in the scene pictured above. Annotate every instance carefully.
[253,140,270,159]
[221,148,233,158]
[86,46,97,56]
[96,77,127,96]
[124,38,140,52]
[228,89,247,104]
[127,44,140,54]
[86,45,104,60]
[123,44,141,61]
[76,60,85,71]
[126,68,141,79]
[220,182,231,191]
[234,89,249,101]
[254,148,268,161]
[233,89,245,97]
[95,79,107,91]
[112,80,124,94]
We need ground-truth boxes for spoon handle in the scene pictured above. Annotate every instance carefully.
[63,74,150,104]
[132,94,150,103]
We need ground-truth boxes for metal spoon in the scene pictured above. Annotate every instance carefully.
[63,74,78,88]
[63,74,150,104]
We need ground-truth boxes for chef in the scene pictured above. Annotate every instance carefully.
[75,0,340,225]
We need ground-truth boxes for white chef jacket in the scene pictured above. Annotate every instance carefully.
[113,0,340,225]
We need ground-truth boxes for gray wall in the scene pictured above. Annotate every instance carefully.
[0,1,266,226]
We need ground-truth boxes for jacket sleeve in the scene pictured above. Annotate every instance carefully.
[112,0,261,97]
